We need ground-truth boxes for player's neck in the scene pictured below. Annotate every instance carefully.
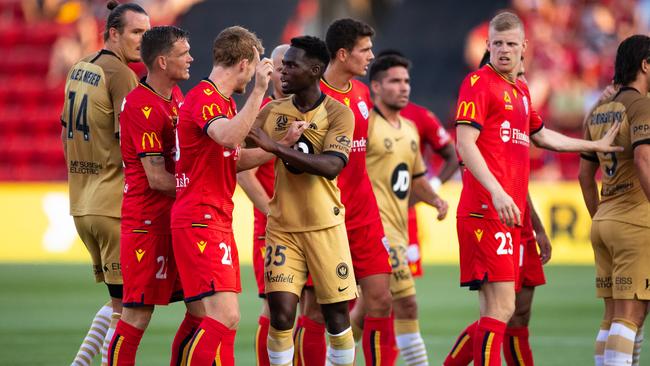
[627,77,648,96]
[292,83,323,113]
[272,87,286,99]
[104,43,128,64]
[375,101,400,127]
[207,66,237,98]
[323,63,354,90]
[145,73,175,99]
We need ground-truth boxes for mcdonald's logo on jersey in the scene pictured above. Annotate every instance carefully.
[141,132,162,150]
[456,101,476,119]
[202,103,222,121]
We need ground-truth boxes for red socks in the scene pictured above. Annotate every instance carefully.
[473,317,506,366]
[256,316,270,366]
[294,315,326,366]
[170,312,203,366]
[217,328,236,366]
[107,320,144,366]
[185,316,229,366]
[444,321,477,366]
[504,326,534,366]
[363,316,397,366]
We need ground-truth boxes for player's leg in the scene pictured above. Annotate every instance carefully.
[253,235,271,366]
[267,292,300,366]
[474,281,515,366]
[170,300,204,366]
[503,286,535,366]
[71,301,112,366]
[606,299,647,365]
[108,306,154,366]
[294,285,327,366]
[591,220,613,366]
[632,303,649,366]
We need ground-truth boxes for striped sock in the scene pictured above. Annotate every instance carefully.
[503,326,533,366]
[604,318,638,366]
[255,316,271,366]
[294,315,326,366]
[268,326,294,366]
[351,318,363,344]
[472,317,506,366]
[595,321,611,366]
[633,326,644,366]
[395,319,428,365]
[170,312,202,366]
[362,316,396,366]
[71,302,112,366]
[102,312,120,366]
[185,316,228,366]
[216,328,236,366]
[444,321,477,366]
[107,320,144,366]
[326,327,355,366]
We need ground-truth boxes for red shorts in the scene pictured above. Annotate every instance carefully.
[348,219,392,279]
[172,227,241,302]
[121,232,182,307]
[406,206,423,278]
[253,229,266,297]
[457,217,521,290]
[518,230,546,288]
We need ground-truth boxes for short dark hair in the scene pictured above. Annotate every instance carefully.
[325,18,374,60]
[614,34,650,85]
[290,35,330,69]
[479,50,490,68]
[376,49,404,59]
[140,26,189,69]
[213,26,264,67]
[369,55,411,82]
[104,1,148,42]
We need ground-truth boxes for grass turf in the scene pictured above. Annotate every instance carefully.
[0,264,605,365]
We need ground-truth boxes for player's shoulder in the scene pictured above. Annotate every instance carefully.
[324,94,353,114]
[460,65,492,88]
[350,78,369,92]
[401,116,420,136]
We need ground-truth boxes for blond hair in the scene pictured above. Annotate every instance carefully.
[212,26,264,67]
[489,11,524,33]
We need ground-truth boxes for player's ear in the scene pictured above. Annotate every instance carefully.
[336,48,347,63]
[109,27,120,43]
[157,55,167,71]
[642,58,649,74]
[238,58,248,72]
[370,79,380,95]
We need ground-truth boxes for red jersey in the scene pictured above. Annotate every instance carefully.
[254,96,276,235]
[455,64,543,220]
[171,78,238,231]
[320,78,381,230]
[400,102,451,153]
[120,82,183,234]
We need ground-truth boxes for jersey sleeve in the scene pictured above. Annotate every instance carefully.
[529,107,544,135]
[107,67,138,136]
[455,73,489,130]
[322,104,355,165]
[192,94,229,134]
[580,117,598,162]
[124,97,165,158]
[421,109,451,151]
[629,98,650,149]
[413,149,427,178]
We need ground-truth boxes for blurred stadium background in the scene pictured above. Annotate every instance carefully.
[0,0,646,364]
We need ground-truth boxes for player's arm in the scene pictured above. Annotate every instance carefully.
[434,143,460,185]
[236,168,270,215]
[635,145,650,201]
[206,59,273,148]
[411,176,448,220]
[630,99,650,201]
[61,126,68,162]
[457,124,521,226]
[141,156,175,197]
[108,69,138,138]
[531,124,623,153]
[578,158,600,218]
[237,121,307,172]
[527,193,551,264]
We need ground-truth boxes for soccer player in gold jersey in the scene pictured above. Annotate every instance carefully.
[61,2,150,365]
[365,54,448,365]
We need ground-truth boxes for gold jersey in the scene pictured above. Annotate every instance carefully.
[259,94,354,232]
[366,109,427,246]
[583,87,650,227]
[61,50,138,217]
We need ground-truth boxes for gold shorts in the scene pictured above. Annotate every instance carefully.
[265,224,357,304]
[73,215,122,285]
[592,219,650,300]
[388,241,416,299]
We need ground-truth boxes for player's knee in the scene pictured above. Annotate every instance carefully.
[219,307,241,329]
[321,301,351,333]
[365,288,393,316]
[121,306,154,330]
[393,295,418,319]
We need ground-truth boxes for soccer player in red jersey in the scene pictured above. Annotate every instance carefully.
[444,12,621,366]
[236,43,289,366]
[170,26,274,366]
[106,26,192,366]
[293,18,396,366]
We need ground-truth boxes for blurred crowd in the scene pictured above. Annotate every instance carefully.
[466,0,650,179]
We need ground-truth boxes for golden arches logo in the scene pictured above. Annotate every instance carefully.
[456,101,476,119]
[202,103,222,121]
[141,132,162,150]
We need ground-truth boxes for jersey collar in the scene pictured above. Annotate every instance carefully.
[486,63,517,85]
[201,77,231,101]
[140,77,172,102]
[292,92,326,113]
[321,77,352,93]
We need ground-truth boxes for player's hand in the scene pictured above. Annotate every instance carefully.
[492,189,520,227]
[247,127,278,153]
[432,197,448,221]
[535,230,552,265]
[598,84,619,103]
[593,122,624,153]
[279,121,308,146]
[254,58,274,92]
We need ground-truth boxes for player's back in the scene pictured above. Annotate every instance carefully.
[585,88,650,227]
[400,102,451,154]
[260,95,354,232]
[62,50,137,218]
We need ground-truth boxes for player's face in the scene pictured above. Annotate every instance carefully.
[235,48,260,94]
[164,39,193,82]
[487,27,526,77]
[271,49,287,98]
[117,11,151,63]
[280,47,318,95]
[375,66,410,111]
[345,36,374,77]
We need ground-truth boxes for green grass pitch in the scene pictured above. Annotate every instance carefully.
[0,264,611,365]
